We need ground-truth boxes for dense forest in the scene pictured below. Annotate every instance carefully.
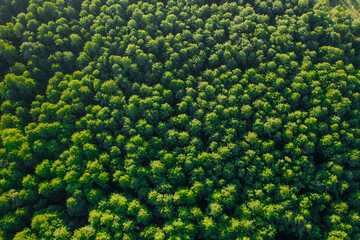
[0,0,360,239]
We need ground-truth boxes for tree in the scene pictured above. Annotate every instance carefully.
[0,0,360,239]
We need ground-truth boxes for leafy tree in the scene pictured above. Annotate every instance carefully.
[0,0,360,239]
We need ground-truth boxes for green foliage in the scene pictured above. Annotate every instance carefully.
[0,0,360,239]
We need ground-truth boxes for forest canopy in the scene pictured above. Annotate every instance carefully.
[1,0,360,239]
